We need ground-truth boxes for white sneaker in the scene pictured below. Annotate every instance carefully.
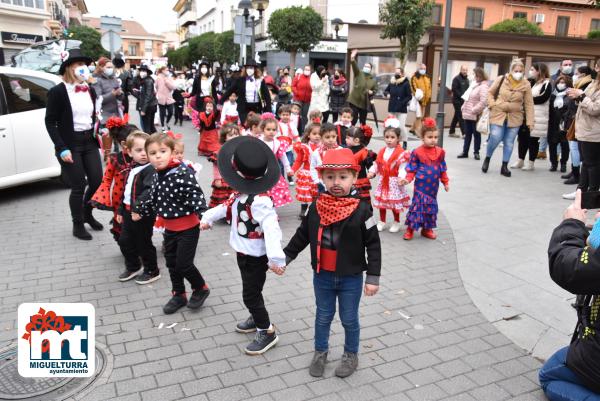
[376,222,387,232]
[562,191,577,200]
[389,222,402,233]
[522,160,535,171]
[510,159,524,169]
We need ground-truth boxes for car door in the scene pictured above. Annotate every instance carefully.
[0,77,16,178]
[0,72,58,175]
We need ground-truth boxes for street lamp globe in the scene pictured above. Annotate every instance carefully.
[331,18,343,38]
[238,0,252,18]
[252,0,269,18]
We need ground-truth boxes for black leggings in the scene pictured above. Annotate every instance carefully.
[158,104,174,127]
[549,141,569,167]
[58,131,103,223]
[350,103,368,126]
[174,103,184,125]
[578,141,600,192]
[141,108,157,134]
[517,130,540,162]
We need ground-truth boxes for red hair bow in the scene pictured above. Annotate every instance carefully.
[360,124,373,139]
[423,117,437,129]
[260,112,276,120]
[311,117,321,124]
[106,114,129,130]
[166,131,183,140]
[203,97,214,104]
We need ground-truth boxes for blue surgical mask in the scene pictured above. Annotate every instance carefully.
[104,68,114,77]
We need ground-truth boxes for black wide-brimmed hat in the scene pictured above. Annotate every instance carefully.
[112,56,126,68]
[59,48,93,75]
[244,59,258,67]
[138,65,153,75]
[218,136,280,194]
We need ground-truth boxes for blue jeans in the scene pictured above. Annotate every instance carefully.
[540,136,548,152]
[539,346,600,401]
[569,141,581,167]
[462,119,481,155]
[486,121,520,162]
[313,270,363,354]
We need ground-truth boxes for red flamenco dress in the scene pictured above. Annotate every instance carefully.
[193,108,220,157]
[90,151,132,240]
[291,142,319,203]
[404,145,449,230]
[208,151,234,208]
[349,145,376,201]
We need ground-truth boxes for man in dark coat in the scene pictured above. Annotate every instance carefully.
[449,65,470,138]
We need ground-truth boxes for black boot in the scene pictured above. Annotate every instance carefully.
[84,207,104,231]
[500,162,511,177]
[457,153,468,159]
[549,163,558,172]
[562,165,574,179]
[481,157,491,173]
[73,222,92,240]
[560,162,567,173]
[564,166,580,185]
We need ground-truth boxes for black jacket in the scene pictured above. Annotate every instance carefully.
[45,82,98,157]
[451,74,470,104]
[189,74,218,109]
[284,194,381,284]
[118,163,156,216]
[548,91,571,144]
[221,76,272,116]
[384,77,412,113]
[136,76,157,113]
[548,219,600,393]
[329,79,349,113]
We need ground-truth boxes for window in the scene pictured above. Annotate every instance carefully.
[1,0,43,8]
[513,12,527,20]
[0,74,52,114]
[128,43,138,56]
[466,8,484,29]
[431,4,442,25]
[556,16,570,36]
[591,19,600,31]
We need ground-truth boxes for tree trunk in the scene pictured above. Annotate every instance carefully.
[289,50,297,72]
[399,37,407,69]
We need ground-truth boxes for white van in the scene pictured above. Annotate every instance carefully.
[0,66,63,189]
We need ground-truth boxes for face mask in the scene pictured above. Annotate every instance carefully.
[139,71,147,79]
[556,83,567,91]
[362,67,371,74]
[395,74,401,79]
[303,70,311,76]
[573,75,580,84]
[511,72,523,81]
[104,68,114,77]
[418,69,426,75]
[200,67,208,74]
[562,66,573,75]
[246,68,255,76]
[74,65,90,82]
[528,70,537,79]
[88,65,96,73]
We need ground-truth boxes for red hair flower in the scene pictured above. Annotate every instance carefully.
[423,117,437,129]
[311,117,321,124]
[106,114,129,130]
[260,112,276,120]
[166,131,183,140]
[360,124,373,139]
[203,97,214,104]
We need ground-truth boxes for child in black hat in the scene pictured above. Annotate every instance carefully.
[200,136,286,355]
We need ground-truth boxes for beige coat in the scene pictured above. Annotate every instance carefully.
[487,75,534,128]
[575,80,600,142]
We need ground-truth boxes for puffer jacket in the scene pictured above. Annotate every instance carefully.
[461,80,489,121]
[309,72,330,112]
[410,73,432,107]
[575,79,600,143]
[329,78,348,113]
[156,75,176,106]
[93,74,124,121]
[488,74,534,128]
[530,79,552,138]
[292,74,312,103]
[136,76,158,114]
[384,77,412,113]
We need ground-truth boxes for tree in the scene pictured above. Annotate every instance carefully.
[67,25,108,60]
[379,0,434,68]
[187,32,217,64]
[268,6,323,70]
[588,29,600,39]
[166,46,190,68]
[214,30,240,65]
[487,19,544,36]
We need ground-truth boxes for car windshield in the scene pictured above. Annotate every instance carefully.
[12,39,82,75]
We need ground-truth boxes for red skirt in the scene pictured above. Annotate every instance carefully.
[209,179,234,208]
[198,129,220,157]
[295,169,317,203]
[354,177,372,200]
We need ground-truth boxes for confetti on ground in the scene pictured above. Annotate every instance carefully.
[181,327,191,331]
[222,252,230,256]
[166,322,178,329]
[158,323,164,329]
[383,310,391,315]
[414,324,424,330]
[398,311,411,319]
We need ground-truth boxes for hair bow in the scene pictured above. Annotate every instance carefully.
[383,116,400,129]
[260,112,276,120]
[422,117,437,129]
[311,117,321,124]
[360,124,373,139]
[166,131,183,140]
[106,114,129,130]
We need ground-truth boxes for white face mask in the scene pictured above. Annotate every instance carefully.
[303,70,311,76]
[104,68,114,77]
[418,69,426,75]
[528,70,537,79]
[73,65,90,82]
[562,66,573,75]
[246,68,255,76]
[556,83,567,91]
[139,71,147,79]
[362,67,371,74]
[511,72,523,81]
[88,65,96,73]
[200,67,208,75]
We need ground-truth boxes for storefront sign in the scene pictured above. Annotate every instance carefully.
[1,32,43,45]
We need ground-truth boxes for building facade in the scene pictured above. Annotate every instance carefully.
[83,17,165,65]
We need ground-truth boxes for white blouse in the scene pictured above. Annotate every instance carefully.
[65,82,93,131]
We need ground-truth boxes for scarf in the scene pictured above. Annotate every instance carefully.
[553,90,567,109]
[199,111,215,129]
[315,193,360,273]
[319,142,338,158]
[333,76,347,86]
[159,158,181,172]
[575,75,593,90]
[376,145,404,197]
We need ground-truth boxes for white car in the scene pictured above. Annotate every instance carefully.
[0,66,63,189]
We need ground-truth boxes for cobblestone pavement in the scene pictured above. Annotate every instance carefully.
[0,120,548,400]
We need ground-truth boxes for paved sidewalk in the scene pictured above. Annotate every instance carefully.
[0,121,549,400]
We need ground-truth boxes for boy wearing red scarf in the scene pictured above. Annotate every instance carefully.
[278,148,381,378]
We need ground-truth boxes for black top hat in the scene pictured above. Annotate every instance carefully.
[138,65,153,75]
[244,59,258,67]
[198,59,210,67]
[112,56,126,68]
[218,136,280,194]
[59,48,93,75]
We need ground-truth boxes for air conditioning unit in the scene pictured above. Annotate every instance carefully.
[534,13,545,24]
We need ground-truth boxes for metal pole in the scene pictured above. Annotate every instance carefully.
[250,15,256,61]
[436,0,452,148]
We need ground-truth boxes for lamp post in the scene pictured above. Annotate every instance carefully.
[331,18,343,39]
[238,0,269,62]
[436,0,452,148]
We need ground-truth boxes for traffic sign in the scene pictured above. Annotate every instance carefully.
[101,31,122,55]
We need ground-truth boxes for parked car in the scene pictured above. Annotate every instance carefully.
[10,39,82,74]
[0,66,64,189]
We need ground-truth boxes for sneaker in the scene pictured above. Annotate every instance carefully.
[188,287,210,309]
[235,316,257,333]
[522,160,535,171]
[510,159,524,169]
[119,268,141,282]
[244,326,278,355]
[389,222,402,233]
[309,351,328,377]
[163,293,187,314]
[335,352,358,378]
[135,270,161,285]
[376,222,387,232]
[421,229,437,240]
[562,191,577,200]
[403,227,414,240]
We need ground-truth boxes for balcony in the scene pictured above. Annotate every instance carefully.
[179,9,197,27]
[48,0,69,35]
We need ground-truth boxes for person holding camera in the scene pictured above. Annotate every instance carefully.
[540,189,600,400]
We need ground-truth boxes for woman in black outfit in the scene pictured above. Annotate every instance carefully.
[136,65,158,134]
[45,49,104,240]
[547,75,572,172]
[221,59,271,125]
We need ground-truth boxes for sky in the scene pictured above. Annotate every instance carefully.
[84,0,178,35]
